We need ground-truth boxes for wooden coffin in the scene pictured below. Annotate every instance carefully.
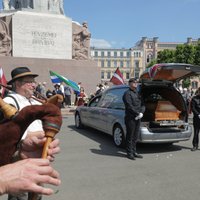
[155,101,181,121]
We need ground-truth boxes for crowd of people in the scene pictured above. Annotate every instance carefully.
[176,85,200,152]
[1,65,200,200]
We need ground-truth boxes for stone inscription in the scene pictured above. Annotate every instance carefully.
[31,31,57,46]
[12,12,72,59]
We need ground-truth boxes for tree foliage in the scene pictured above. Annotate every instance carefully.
[157,49,175,63]
[146,42,200,88]
[155,43,199,65]
[147,59,157,68]
[182,78,191,88]
[194,42,200,65]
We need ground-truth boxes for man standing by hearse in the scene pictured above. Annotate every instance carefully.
[123,78,145,160]
[191,87,200,151]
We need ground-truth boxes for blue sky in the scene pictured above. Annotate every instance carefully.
[1,0,200,48]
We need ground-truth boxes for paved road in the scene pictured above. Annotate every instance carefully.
[2,114,200,200]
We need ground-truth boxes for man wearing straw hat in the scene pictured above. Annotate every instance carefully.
[4,66,44,200]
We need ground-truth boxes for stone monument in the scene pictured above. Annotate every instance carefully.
[0,1,100,95]
[0,0,71,59]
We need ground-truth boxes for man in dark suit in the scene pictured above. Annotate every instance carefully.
[123,78,145,160]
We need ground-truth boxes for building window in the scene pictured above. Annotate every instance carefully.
[107,72,111,79]
[192,81,198,89]
[127,51,130,58]
[134,52,140,58]
[95,51,98,57]
[148,43,152,49]
[101,72,104,79]
[101,51,104,57]
[107,60,111,68]
[147,53,153,63]
[114,60,117,68]
[134,60,140,78]
[126,72,130,79]
[101,60,104,68]
[126,60,130,68]
[114,51,117,58]
[107,51,111,57]
[135,72,139,79]
[120,60,123,68]
[135,60,139,69]
[120,51,123,58]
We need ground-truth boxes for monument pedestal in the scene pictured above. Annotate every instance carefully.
[11,11,72,59]
[0,56,101,95]
[0,5,100,94]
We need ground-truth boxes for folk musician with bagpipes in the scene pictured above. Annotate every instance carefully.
[0,67,63,200]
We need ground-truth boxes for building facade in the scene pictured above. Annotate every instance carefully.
[90,47,143,84]
[136,37,200,67]
[91,37,200,90]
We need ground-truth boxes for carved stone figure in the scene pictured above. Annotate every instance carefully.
[3,0,24,10]
[21,0,33,8]
[59,0,64,14]
[72,34,88,60]
[7,0,22,9]
[0,30,12,56]
[72,21,91,60]
[0,19,12,56]
[2,0,9,10]
[3,0,64,13]
[48,0,64,14]
[80,22,91,58]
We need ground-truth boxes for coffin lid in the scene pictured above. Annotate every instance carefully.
[140,63,200,83]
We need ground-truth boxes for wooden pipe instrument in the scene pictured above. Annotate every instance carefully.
[32,92,64,108]
[0,84,63,199]
[0,97,62,166]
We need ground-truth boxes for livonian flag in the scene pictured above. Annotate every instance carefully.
[110,67,125,85]
[49,70,80,93]
[0,68,7,98]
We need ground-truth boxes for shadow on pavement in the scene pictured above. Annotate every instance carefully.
[68,125,191,158]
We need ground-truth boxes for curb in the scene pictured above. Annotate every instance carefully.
[61,107,76,116]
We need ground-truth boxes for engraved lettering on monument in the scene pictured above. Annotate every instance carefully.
[31,31,56,46]
[1,0,72,59]
[12,12,71,59]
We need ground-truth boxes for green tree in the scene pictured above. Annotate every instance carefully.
[182,78,191,88]
[183,44,195,64]
[147,59,157,68]
[175,45,185,63]
[157,49,175,63]
[175,44,195,64]
[194,42,200,65]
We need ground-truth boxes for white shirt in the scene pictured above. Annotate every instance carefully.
[4,93,43,139]
[60,84,64,94]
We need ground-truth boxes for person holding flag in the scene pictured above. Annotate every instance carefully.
[49,70,80,106]
[49,70,80,94]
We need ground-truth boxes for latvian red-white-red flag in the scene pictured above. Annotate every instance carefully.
[110,67,125,85]
[0,68,7,97]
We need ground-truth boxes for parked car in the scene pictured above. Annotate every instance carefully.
[75,63,200,147]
